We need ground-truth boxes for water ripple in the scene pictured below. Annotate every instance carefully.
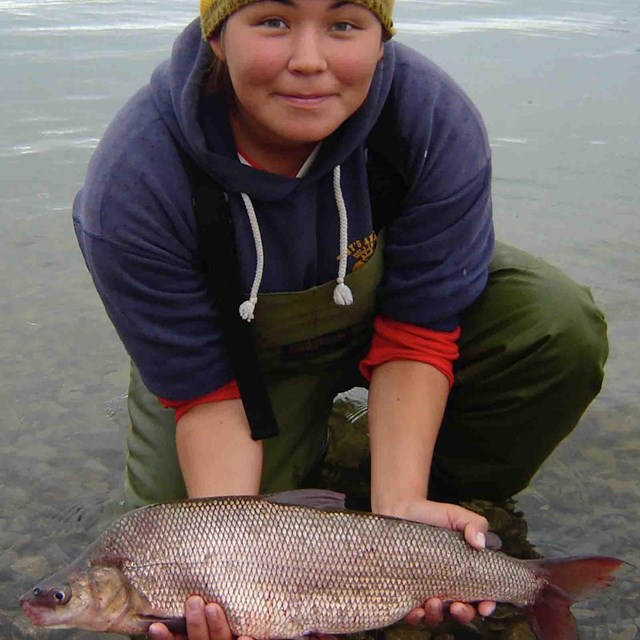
[397,13,619,36]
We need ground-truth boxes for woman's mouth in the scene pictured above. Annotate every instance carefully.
[279,94,333,107]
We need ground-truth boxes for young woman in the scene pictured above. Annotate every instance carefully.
[72,0,608,637]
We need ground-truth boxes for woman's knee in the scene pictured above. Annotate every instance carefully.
[532,268,608,395]
[442,252,609,500]
[460,249,608,396]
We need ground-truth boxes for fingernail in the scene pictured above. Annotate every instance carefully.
[476,532,486,549]
[205,604,218,621]
[188,597,202,612]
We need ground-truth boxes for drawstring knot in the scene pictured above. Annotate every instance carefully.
[333,278,353,306]
[239,296,258,322]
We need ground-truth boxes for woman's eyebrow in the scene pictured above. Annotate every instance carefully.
[251,0,358,7]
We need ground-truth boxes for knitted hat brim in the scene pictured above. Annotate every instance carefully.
[200,0,395,41]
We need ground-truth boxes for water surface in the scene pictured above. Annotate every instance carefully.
[1,1,638,638]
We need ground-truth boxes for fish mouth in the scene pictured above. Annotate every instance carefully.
[19,597,48,626]
[19,597,71,629]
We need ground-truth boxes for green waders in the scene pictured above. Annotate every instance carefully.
[124,241,607,509]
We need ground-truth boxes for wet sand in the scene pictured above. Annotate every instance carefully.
[1,1,638,638]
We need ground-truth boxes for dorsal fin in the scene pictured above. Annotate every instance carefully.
[264,489,346,510]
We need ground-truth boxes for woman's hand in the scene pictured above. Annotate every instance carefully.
[379,498,496,627]
[147,597,252,640]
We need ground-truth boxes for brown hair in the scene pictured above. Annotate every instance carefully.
[203,23,233,96]
[204,55,232,95]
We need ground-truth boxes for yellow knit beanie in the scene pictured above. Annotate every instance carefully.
[200,0,395,41]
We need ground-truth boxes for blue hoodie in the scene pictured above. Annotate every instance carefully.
[73,19,494,401]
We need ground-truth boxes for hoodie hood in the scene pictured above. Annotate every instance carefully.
[149,19,395,202]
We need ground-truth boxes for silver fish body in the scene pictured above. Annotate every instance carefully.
[90,496,539,636]
[19,491,623,639]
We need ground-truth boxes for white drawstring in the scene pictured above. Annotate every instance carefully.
[238,192,264,322]
[237,164,353,323]
[332,165,354,306]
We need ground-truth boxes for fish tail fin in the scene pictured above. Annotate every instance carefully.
[523,556,623,640]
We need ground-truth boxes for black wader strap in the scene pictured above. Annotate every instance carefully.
[190,166,280,441]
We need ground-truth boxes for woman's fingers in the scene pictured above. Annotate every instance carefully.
[148,622,181,640]
[403,606,426,625]
[423,598,444,627]
[449,602,476,625]
[477,600,497,617]
[183,597,213,640]
[422,599,474,626]
[407,598,497,629]
[203,603,234,640]
[462,519,489,551]
[147,599,249,640]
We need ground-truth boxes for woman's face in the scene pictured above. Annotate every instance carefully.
[210,0,384,154]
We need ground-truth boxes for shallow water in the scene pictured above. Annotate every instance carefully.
[1,1,639,638]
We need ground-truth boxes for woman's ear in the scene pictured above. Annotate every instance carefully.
[208,35,225,61]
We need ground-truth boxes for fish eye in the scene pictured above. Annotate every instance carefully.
[50,586,71,605]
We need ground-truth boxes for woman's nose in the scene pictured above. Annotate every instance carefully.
[287,30,328,74]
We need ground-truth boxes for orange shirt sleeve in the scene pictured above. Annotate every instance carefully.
[359,316,460,387]
[158,379,242,422]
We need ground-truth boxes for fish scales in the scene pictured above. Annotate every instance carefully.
[91,497,541,638]
[19,492,625,639]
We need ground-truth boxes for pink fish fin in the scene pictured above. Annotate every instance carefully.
[523,556,624,640]
[139,615,186,635]
[522,585,575,640]
[264,489,347,510]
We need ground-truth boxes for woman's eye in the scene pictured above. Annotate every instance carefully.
[332,22,356,32]
[261,18,286,28]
